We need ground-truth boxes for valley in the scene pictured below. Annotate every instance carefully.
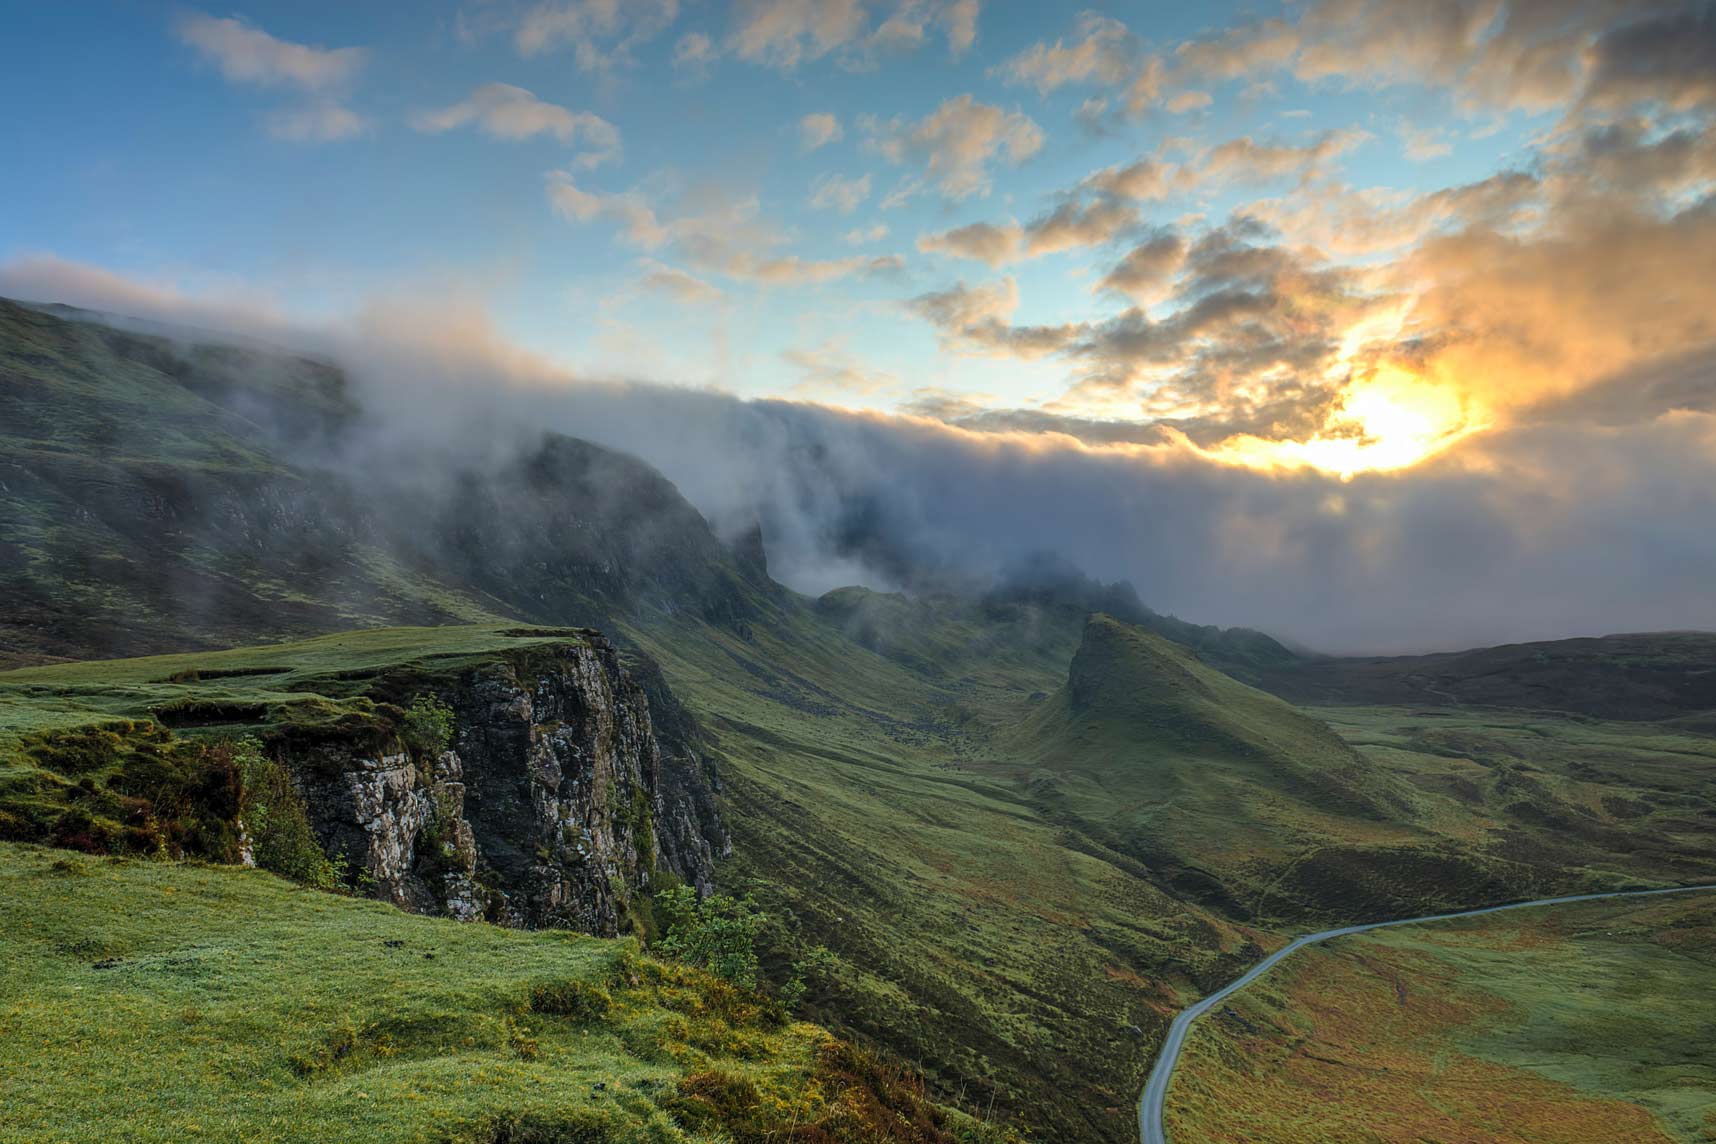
[1164,889,1716,1142]
[2,297,1714,1143]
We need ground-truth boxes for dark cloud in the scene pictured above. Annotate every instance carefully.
[1583,3,1716,111]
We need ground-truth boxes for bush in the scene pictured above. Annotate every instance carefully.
[781,945,838,1012]
[401,695,455,757]
[653,885,767,990]
[237,741,337,889]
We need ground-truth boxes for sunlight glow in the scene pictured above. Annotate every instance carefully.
[1202,366,1486,479]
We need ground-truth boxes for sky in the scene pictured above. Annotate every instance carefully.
[3,1,1716,650]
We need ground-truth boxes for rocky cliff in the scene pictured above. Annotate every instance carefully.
[284,636,723,935]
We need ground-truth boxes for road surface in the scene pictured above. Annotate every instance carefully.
[1138,883,1716,1144]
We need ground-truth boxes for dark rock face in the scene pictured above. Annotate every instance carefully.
[285,638,721,935]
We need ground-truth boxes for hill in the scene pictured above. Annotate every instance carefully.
[0,296,769,667]
[1258,631,1716,721]
[0,841,1002,1144]
[6,298,1716,1143]
[1002,615,1716,924]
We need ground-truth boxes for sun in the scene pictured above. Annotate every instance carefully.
[1204,367,1484,479]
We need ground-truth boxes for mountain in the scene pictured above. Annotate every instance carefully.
[0,296,770,666]
[5,297,1716,1144]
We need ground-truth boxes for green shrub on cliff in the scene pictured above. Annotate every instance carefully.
[401,694,454,757]
[237,740,337,889]
[653,884,766,990]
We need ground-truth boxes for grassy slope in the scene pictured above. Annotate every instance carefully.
[1260,631,1716,721]
[1166,891,1716,1143]
[623,605,1716,1140]
[623,602,1269,1144]
[999,617,1716,926]
[0,841,906,1144]
[1318,705,1716,890]
[1005,616,1420,920]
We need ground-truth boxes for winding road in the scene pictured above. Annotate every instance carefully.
[1137,883,1716,1144]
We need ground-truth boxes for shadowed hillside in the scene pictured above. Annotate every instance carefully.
[0,297,769,667]
[1258,632,1716,721]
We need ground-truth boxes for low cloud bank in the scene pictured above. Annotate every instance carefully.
[4,253,1714,655]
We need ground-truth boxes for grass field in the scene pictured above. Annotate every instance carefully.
[1165,891,1716,1143]
[7,610,1716,1142]
[0,841,1012,1144]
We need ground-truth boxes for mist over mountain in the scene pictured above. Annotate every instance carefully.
[8,260,1716,655]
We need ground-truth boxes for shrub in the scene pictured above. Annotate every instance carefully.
[401,695,455,758]
[237,741,337,889]
[781,944,838,1012]
[653,885,767,990]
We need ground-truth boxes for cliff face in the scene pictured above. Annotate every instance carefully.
[286,637,722,935]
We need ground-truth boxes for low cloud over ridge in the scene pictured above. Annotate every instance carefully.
[4,254,1714,656]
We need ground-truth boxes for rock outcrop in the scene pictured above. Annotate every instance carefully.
[284,636,721,936]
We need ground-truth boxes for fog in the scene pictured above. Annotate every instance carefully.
[5,257,1715,655]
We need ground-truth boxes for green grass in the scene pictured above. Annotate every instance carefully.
[617,603,1270,1143]
[1167,891,1716,1143]
[7,609,1715,1144]
[615,605,1716,1142]
[0,842,795,1143]
[0,840,1018,1144]
[0,624,590,742]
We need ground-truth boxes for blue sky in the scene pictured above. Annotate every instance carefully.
[0,3,1540,402]
[2,1,1709,477]
[3,1,1716,648]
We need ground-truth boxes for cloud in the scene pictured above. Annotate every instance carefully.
[267,101,369,143]
[1242,170,1541,256]
[941,0,980,58]
[917,221,1021,265]
[0,254,293,342]
[1082,157,1184,201]
[723,0,977,70]
[917,197,1138,265]
[909,277,1082,358]
[843,223,890,245]
[866,94,1044,199]
[413,84,621,166]
[175,13,364,90]
[808,172,871,213]
[673,31,717,68]
[1197,129,1370,187]
[546,173,670,247]
[175,13,368,144]
[549,174,903,286]
[1165,90,1213,114]
[637,260,723,304]
[1399,123,1453,161]
[1097,233,1188,305]
[799,112,843,151]
[728,0,867,69]
[1002,3,1716,123]
[695,250,906,286]
[995,12,1137,95]
[783,339,901,397]
[10,252,1716,653]
[1582,3,1716,112]
[515,0,679,69]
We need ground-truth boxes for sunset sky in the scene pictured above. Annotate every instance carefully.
[3,1,1715,648]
